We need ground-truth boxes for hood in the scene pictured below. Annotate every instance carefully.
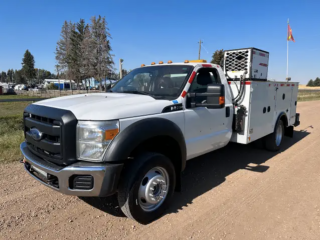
[34,93,173,120]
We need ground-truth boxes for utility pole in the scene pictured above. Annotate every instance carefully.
[119,59,124,80]
[198,39,203,60]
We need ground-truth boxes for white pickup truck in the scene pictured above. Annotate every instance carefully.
[21,48,300,224]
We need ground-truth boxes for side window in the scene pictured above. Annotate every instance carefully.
[188,68,220,93]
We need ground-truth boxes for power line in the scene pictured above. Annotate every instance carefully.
[201,43,210,55]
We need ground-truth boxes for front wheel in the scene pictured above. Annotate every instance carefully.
[117,152,176,224]
[265,119,284,151]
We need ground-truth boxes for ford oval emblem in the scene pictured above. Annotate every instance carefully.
[30,128,43,141]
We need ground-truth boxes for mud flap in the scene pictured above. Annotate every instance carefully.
[285,126,294,138]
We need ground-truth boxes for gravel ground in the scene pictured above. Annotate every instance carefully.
[0,101,319,240]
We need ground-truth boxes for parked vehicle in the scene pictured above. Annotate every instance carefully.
[14,84,26,91]
[20,48,300,224]
[5,88,16,95]
[43,79,76,90]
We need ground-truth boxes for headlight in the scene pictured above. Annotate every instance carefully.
[76,120,119,162]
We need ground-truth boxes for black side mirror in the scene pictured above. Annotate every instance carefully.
[188,84,225,109]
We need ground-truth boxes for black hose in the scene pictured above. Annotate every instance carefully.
[234,79,247,106]
[233,76,245,106]
[225,71,241,101]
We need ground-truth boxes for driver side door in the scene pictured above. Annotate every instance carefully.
[184,68,228,160]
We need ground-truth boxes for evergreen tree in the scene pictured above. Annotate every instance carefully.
[90,15,114,90]
[55,21,73,76]
[14,70,18,83]
[22,49,36,84]
[14,69,26,84]
[7,69,13,82]
[81,24,95,81]
[1,71,6,82]
[314,77,320,86]
[306,79,314,87]
[69,19,87,89]
[10,69,14,82]
[55,21,74,93]
[211,49,224,65]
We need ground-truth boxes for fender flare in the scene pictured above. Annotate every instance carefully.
[103,118,187,172]
[275,112,288,130]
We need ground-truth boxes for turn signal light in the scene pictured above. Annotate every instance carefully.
[189,60,207,63]
[151,62,156,65]
[105,129,119,140]
[219,96,225,105]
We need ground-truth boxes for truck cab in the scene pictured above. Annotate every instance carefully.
[21,51,300,224]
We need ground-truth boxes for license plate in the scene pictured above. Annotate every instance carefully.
[31,165,47,178]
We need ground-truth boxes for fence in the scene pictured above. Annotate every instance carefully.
[14,89,103,99]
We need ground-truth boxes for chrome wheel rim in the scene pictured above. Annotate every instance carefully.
[276,123,283,146]
[138,167,169,212]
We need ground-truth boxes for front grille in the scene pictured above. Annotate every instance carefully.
[23,104,78,166]
[225,50,249,72]
[27,142,62,160]
[24,113,63,164]
[29,113,56,125]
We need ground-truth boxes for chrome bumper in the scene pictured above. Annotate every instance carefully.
[20,142,123,197]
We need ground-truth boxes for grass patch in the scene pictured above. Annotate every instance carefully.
[0,95,46,99]
[298,90,320,102]
[0,101,31,117]
[0,115,24,163]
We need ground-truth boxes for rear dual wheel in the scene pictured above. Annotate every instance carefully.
[265,119,284,151]
[117,152,175,224]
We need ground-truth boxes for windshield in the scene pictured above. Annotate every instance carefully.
[111,65,193,100]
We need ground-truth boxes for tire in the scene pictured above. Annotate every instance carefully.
[117,152,176,224]
[265,119,284,151]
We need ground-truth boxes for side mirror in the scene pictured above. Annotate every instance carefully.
[188,84,225,109]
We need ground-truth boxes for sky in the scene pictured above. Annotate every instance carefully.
[0,0,319,84]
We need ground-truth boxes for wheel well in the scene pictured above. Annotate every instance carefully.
[129,136,182,191]
[280,114,288,127]
[130,136,182,172]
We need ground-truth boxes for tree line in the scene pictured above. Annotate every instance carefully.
[307,78,320,87]
[0,50,56,84]
[211,49,224,65]
[55,16,114,90]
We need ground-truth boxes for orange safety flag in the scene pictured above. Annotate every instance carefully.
[287,24,295,42]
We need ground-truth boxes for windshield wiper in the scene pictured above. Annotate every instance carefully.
[122,90,150,96]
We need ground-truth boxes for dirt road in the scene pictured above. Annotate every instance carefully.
[1,101,320,240]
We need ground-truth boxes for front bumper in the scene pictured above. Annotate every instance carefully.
[20,142,123,197]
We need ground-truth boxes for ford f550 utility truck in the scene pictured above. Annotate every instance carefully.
[21,48,300,224]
